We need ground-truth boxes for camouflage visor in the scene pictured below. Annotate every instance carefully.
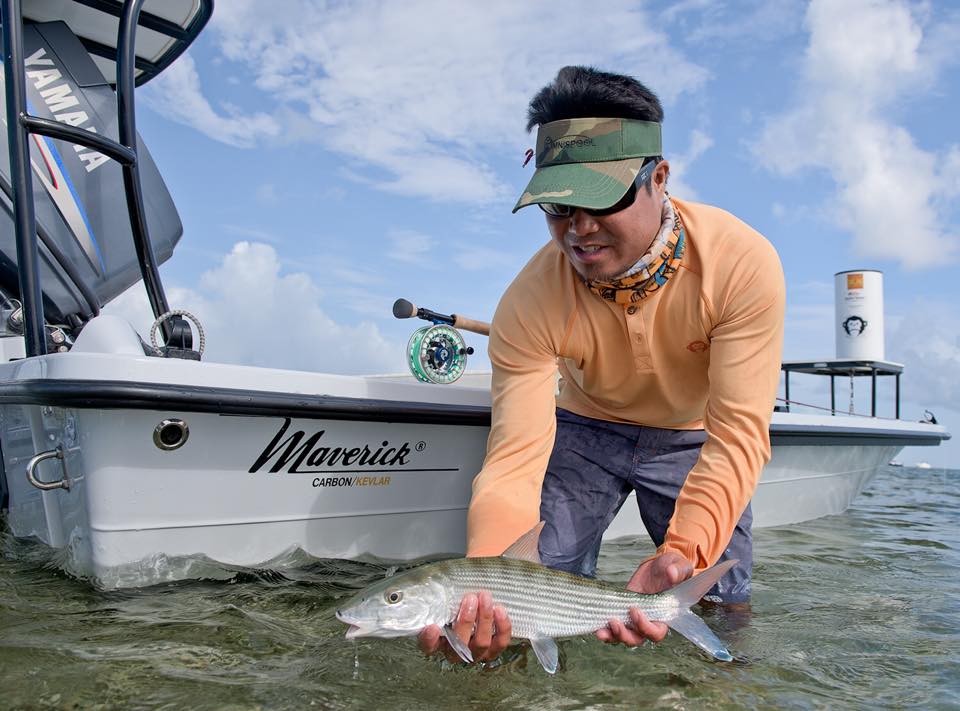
[513,117,662,213]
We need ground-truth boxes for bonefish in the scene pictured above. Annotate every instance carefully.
[336,523,737,673]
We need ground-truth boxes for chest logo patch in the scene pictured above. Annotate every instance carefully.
[686,340,709,353]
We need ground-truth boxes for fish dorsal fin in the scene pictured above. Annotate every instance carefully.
[501,521,544,564]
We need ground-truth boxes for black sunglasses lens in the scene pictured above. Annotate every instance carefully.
[539,203,573,217]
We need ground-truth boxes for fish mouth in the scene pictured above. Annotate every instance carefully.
[343,624,365,640]
[336,610,367,639]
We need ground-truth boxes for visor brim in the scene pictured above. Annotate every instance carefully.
[513,157,645,214]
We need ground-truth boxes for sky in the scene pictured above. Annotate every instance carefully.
[106,0,960,466]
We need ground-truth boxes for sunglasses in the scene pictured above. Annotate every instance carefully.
[538,158,660,219]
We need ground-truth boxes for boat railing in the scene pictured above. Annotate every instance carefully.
[774,396,906,422]
[780,359,904,419]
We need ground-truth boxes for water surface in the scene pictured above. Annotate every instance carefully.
[1,465,958,710]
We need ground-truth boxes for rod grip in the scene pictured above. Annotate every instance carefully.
[453,314,490,336]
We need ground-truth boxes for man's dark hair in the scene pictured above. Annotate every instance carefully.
[526,66,664,131]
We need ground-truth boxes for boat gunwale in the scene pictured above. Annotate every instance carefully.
[0,378,949,445]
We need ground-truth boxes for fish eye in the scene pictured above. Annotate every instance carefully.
[385,590,403,604]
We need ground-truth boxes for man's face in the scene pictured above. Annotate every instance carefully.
[544,161,671,282]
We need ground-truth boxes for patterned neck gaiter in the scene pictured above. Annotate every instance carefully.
[585,196,685,305]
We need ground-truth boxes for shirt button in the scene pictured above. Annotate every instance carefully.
[626,306,637,315]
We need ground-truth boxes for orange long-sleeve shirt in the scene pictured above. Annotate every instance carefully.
[467,197,785,572]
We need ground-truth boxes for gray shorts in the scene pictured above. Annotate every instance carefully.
[538,408,752,603]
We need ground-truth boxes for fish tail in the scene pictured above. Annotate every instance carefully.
[665,612,733,661]
[663,559,739,662]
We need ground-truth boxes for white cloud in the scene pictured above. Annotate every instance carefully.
[752,0,960,270]
[385,229,519,273]
[139,53,280,149]
[887,299,960,469]
[451,243,519,272]
[171,0,709,205]
[888,298,960,410]
[782,303,835,361]
[664,0,803,45]
[659,0,714,24]
[666,128,714,200]
[792,279,835,301]
[105,242,402,374]
[222,224,283,245]
[386,229,435,264]
[781,278,840,361]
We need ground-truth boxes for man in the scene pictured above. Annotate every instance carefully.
[420,66,784,663]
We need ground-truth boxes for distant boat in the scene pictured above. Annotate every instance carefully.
[889,460,904,467]
[915,462,933,469]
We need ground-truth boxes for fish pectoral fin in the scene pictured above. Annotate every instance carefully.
[442,625,474,664]
[666,611,734,662]
[528,635,559,674]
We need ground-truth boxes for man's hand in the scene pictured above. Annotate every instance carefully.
[595,551,693,647]
[417,590,512,664]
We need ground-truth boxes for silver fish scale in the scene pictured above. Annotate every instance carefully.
[429,558,680,639]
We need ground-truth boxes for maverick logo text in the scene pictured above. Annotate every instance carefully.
[250,418,413,475]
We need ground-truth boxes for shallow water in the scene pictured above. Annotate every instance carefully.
[1,465,958,710]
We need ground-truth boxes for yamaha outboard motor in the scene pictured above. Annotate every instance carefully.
[0,20,181,335]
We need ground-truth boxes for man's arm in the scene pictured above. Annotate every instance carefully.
[466,286,565,557]
[659,238,786,570]
[420,273,564,661]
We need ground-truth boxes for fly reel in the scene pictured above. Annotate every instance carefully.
[407,324,470,384]
[394,298,490,385]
